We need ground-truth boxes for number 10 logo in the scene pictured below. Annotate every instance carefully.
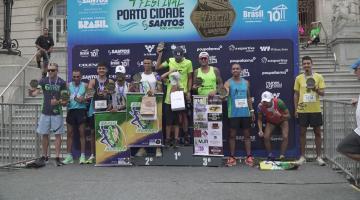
[267,4,288,22]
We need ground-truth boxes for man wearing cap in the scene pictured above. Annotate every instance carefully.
[193,52,223,96]
[257,91,290,160]
[86,62,114,164]
[294,56,326,166]
[337,58,360,161]
[110,65,129,112]
[156,46,193,146]
[223,63,255,167]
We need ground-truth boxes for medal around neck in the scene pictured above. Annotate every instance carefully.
[306,77,315,92]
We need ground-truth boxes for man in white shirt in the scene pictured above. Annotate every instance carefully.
[337,58,360,161]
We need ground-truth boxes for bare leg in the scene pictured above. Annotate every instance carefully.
[263,123,275,154]
[54,134,62,158]
[42,134,49,157]
[79,123,86,154]
[313,126,322,157]
[228,128,236,157]
[66,124,74,154]
[280,121,289,156]
[243,128,252,156]
[300,126,307,157]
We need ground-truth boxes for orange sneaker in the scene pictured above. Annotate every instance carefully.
[226,157,236,167]
[245,155,254,167]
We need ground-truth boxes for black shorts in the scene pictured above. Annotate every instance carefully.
[337,131,360,155]
[164,104,180,126]
[298,112,323,127]
[66,109,87,125]
[229,117,251,129]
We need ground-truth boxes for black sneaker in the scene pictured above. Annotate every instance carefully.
[55,157,64,166]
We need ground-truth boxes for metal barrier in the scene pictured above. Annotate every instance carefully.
[323,99,360,186]
[0,103,41,167]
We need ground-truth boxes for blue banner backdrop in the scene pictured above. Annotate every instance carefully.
[67,0,299,158]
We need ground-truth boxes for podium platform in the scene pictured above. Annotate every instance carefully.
[131,146,223,167]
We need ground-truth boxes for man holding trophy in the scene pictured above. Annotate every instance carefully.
[86,62,114,164]
[28,63,67,166]
[294,56,326,166]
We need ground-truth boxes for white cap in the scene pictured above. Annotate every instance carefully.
[261,91,273,103]
[115,65,126,74]
[199,52,209,58]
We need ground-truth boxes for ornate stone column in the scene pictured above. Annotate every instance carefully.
[330,0,360,68]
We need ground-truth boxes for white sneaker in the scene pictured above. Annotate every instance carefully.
[155,147,162,157]
[135,148,147,157]
[316,157,326,166]
[296,156,306,165]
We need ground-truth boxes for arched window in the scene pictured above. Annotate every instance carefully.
[45,0,66,47]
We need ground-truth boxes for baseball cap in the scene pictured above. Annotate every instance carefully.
[115,65,126,74]
[351,58,360,70]
[199,52,209,58]
[173,46,184,58]
[261,91,273,103]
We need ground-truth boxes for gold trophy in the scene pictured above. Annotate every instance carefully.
[85,88,95,99]
[217,86,227,99]
[306,77,316,93]
[60,90,70,102]
[132,73,142,92]
[157,41,165,53]
[105,82,116,94]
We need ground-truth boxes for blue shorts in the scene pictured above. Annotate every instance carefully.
[37,114,65,135]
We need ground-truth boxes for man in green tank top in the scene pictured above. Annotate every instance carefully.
[192,52,223,96]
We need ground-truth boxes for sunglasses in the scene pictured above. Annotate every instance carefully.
[73,76,81,78]
[47,69,56,72]
[200,57,208,60]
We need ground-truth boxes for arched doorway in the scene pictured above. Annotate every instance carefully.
[298,0,315,41]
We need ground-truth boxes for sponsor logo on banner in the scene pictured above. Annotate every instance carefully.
[208,56,217,64]
[136,60,157,68]
[78,19,109,29]
[241,69,251,77]
[98,120,126,151]
[80,49,90,58]
[90,49,99,57]
[196,45,223,52]
[259,46,289,52]
[78,63,98,69]
[144,45,156,56]
[230,57,256,63]
[228,45,255,53]
[262,69,289,75]
[110,59,130,68]
[266,81,283,89]
[242,5,264,23]
[82,74,99,80]
[77,0,109,6]
[170,44,187,53]
[267,4,288,22]
[261,57,288,65]
[108,49,130,56]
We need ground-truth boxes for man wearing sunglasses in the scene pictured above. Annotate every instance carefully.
[63,69,88,165]
[193,51,223,96]
[29,63,67,166]
[156,46,193,146]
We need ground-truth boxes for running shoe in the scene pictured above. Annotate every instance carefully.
[79,155,86,164]
[62,155,74,165]
[85,155,95,164]
[225,157,236,167]
[245,155,254,167]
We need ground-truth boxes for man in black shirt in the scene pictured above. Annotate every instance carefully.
[35,28,54,77]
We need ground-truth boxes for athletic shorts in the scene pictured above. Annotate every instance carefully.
[66,109,87,125]
[298,112,323,127]
[229,117,252,129]
[37,114,64,135]
[87,115,95,129]
[337,131,360,155]
[164,104,180,126]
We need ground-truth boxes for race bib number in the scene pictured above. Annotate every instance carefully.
[303,94,316,102]
[235,99,248,108]
[95,100,107,109]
